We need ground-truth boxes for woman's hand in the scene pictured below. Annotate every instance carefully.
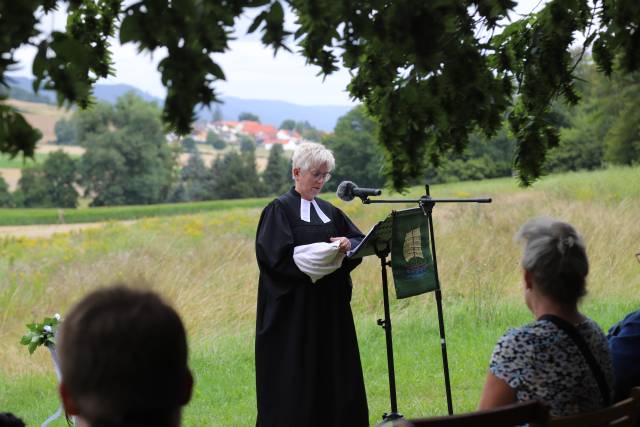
[330,237,351,253]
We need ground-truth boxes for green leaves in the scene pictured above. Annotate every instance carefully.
[118,0,252,134]
[3,0,640,188]
[246,2,293,53]
[248,11,268,34]
[485,0,600,184]
[336,1,513,189]
[20,315,61,355]
[261,2,291,53]
[119,12,143,44]
[0,104,40,158]
[32,42,48,83]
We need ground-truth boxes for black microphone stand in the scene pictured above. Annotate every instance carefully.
[359,185,491,420]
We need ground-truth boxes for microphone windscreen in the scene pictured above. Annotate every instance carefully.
[336,181,356,201]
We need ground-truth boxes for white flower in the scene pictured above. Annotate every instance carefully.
[43,325,53,333]
[54,313,61,321]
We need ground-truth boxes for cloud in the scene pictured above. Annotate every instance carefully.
[213,40,354,106]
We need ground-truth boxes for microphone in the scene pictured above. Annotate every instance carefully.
[336,181,382,201]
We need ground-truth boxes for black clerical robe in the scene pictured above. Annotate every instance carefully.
[255,188,368,427]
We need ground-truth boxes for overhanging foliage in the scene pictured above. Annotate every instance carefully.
[1,0,638,189]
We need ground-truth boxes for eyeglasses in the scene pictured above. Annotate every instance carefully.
[307,170,332,182]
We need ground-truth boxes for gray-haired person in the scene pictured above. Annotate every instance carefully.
[255,142,368,426]
[479,217,614,416]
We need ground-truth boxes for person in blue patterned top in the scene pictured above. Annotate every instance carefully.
[479,217,613,416]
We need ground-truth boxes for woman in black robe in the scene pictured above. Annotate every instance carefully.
[255,142,369,427]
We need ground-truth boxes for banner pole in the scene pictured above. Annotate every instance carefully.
[422,185,454,415]
[355,185,490,418]
[375,244,402,421]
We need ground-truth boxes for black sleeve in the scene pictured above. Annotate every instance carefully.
[255,201,309,294]
[334,206,365,272]
[334,206,364,245]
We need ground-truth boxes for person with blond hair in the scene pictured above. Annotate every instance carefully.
[57,285,193,427]
[480,217,613,416]
[255,142,368,426]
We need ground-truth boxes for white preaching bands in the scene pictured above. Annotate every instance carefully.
[300,198,331,224]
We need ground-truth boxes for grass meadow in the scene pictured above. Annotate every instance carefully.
[0,198,270,226]
[1,166,639,426]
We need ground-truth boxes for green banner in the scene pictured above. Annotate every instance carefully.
[391,208,437,299]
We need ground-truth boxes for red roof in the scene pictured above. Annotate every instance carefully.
[240,121,278,138]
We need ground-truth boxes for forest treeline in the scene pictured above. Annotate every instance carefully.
[0,58,637,208]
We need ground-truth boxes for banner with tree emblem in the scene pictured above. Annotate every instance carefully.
[391,208,437,299]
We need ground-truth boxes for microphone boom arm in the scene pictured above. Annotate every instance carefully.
[361,196,492,204]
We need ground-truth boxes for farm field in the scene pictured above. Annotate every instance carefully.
[2,99,71,144]
[0,198,271,227]
[0,167,639,426]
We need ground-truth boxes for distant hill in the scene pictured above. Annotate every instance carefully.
[92,83,162,104]
[1,77,54,104]
[198,98,353,132]
[5,76,161,106]
[6,76,353,131]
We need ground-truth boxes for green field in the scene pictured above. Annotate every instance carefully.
[1,166,639,426]
[0,153,52,169]
[4,165,640,227]
[0,198,273,226]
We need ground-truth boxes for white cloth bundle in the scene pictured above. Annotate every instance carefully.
[293,241,345,283]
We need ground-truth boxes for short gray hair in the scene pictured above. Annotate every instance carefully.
[291,142,335,173]
[515,217,588,305]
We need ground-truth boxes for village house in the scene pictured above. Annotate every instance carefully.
[202,120,310,151]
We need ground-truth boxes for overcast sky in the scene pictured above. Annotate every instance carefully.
[11,1,546,106]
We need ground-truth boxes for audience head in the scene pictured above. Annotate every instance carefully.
[0,413,25,427]
[57,284,192,427]
[515,217,589,307]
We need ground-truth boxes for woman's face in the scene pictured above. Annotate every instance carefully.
[293,163,331,200]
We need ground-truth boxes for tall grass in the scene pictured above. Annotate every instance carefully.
[0,166,639,426]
